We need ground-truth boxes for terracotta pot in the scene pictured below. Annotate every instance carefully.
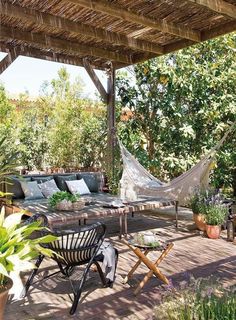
[193,213,206,231]
[0,277,13,320]
[206,225,221,239]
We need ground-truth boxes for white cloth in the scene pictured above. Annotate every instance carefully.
[97,240,117,282]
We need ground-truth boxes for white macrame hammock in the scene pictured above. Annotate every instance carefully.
[119,123,235,206]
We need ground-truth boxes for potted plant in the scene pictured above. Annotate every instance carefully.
[189,190,208,231]
[204,204,228,239]
[0,207,56,320]
[48,191,83,211]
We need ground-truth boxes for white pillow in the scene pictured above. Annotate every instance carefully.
[39,179,61,198]
[66,179,91,195]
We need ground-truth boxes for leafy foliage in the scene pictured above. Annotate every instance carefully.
[0,208,57,286]
[48,191,80,208]
[204,204,228,226]
[116,34,236,194]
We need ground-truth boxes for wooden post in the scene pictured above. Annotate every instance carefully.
[107,64,116,180]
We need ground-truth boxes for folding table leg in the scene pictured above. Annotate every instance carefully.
[133,243,174,295]
[123,249,149,284]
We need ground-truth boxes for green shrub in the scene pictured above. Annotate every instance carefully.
[154,277,236,320]
[204,204,228,225]
[48,191,80,208]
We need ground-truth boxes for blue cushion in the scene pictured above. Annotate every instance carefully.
[77,173,99,192]
[32,176,53,184]
[5,176,32,199]
[20,181,44,200]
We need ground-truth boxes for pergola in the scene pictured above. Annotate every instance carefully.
[0,0,236,168]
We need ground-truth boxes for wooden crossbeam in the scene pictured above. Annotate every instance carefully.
[164,20,236,55]
[131,19,236,65]
[70,0,201,42]
[0,25,133,65]
[1,1,163,55]
[188,0,236,20]
[0,43,126,70]
[0,49,18,74]
[83,58,108,103]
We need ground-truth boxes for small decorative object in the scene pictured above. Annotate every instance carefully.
[226,219,235,242]
[49,191,81,211]
[133,231,161,247]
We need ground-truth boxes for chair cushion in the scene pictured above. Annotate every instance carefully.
[5,176,32,199]
[66,179,91,195]
[39,179,61,198]
[20,181,44,200]
[77,173,99,192]
[54,174,77,191]
[31,176,53,184]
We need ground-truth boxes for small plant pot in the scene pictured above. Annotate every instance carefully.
[206,225,221,239]
[193,213,206,231]
[0,277,13,320]
[56,201,73,211]
[72,200,85,211]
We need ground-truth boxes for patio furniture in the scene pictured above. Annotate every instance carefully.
[123,238,174,295]
[21,215,118,315]
[5,194,178,238]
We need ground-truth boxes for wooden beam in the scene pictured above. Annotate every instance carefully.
[69,0,201,42]
[201,20,236,41]
[83,58,108,103]
[0,49,18,74]
[187,0,236,20]
[0,43,126,70]
[107,64,116,179]
[164,20,236,55]
[131,19,236,65]
[0,25,133,65]
[1,1,163,55]
[127,27,153,38]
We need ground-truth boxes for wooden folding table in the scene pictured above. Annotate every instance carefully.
[123,238,174,295]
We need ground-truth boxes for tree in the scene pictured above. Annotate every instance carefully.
[116,33,236,194]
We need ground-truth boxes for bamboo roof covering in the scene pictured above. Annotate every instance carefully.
[0,0,236,71]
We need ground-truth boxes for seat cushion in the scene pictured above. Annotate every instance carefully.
[77,173,99,192]
[20,181,44,200]
[54,174,77,191]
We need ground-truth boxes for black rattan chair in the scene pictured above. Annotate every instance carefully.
[21,214,117,315]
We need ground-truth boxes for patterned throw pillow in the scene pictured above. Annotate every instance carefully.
[20,181,44,200]
[39,179,61,198]
[54,174,77,191]
[66,179,91,195]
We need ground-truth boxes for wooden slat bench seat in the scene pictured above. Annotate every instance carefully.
[4,193,178,238]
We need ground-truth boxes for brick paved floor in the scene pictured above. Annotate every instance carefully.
[4,207,236,320]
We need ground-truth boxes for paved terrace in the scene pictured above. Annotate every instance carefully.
[5,207,236,320]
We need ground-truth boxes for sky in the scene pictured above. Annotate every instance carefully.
[0,52,108,99]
